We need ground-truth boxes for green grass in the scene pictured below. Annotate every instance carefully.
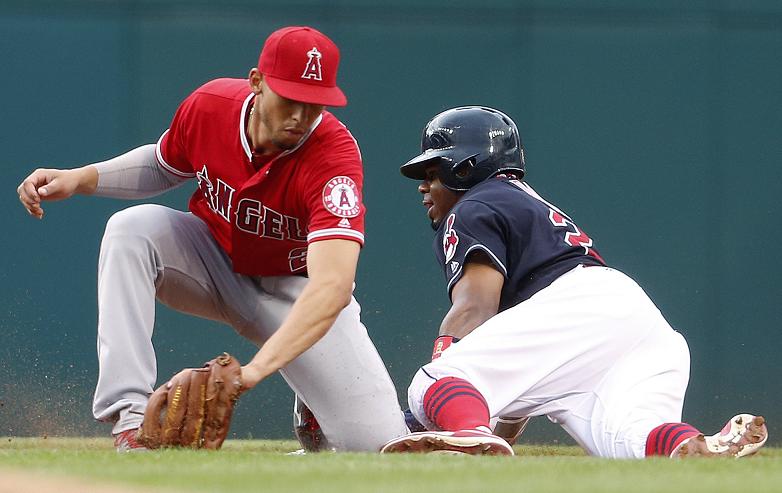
[1,437,780,493]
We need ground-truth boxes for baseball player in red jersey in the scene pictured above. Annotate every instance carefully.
[380,106,768,458]
[17,26,407,451]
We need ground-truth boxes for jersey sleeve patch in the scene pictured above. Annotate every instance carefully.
[434,200,509,296]
[322,176,361,218]
[442,213,460,263]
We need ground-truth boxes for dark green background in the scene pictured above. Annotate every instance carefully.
[2,1,780,445]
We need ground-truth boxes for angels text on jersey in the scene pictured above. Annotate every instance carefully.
[196,164,308,242]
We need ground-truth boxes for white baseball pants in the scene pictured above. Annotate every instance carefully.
[408,265,690,458]
[92,204,407,451]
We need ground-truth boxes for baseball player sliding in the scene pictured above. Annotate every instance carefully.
[380,106,768,458]
[17,26,407,452]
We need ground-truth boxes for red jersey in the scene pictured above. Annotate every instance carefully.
[155,78,365,276]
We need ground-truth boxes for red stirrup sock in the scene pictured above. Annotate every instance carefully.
[423,377,491,431]
[645,422,701,456]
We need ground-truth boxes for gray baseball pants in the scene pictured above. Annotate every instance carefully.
[92,204,407,451]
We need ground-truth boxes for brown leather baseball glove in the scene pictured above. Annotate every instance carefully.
[137,352,243,449]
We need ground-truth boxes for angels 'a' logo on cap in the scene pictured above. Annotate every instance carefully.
[322,176,361,218]
[301,47,323,81]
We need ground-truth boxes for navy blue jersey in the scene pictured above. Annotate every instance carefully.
[434,177,605,311]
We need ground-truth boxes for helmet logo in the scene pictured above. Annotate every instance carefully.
[429,131,451,149]
[322,176,361,218]
[442,213,459,263]
[301,47,323,81]
[488,129,506,139]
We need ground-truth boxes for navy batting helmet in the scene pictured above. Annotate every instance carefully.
[400,106,525,191]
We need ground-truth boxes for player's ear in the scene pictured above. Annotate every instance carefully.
[248,69,263,95]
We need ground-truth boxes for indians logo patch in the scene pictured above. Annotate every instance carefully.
[442,213,459,264]
[322,176,361,218]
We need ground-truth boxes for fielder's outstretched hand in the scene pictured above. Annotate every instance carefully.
[17,167,96,219]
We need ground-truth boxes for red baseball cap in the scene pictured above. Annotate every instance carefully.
[258,26,347,107]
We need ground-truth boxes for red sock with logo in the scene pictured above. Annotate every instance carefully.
[423,377,490,431]
[645,422,701,456]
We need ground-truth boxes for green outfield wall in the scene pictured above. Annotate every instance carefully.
[2,1,780,445]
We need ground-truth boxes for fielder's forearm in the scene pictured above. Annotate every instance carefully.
[72,166,99,195]
[243,278,352,386]
[91,144,188,198]
[242,239,360,388]
[440,258,503,338]
[439,303,497,339]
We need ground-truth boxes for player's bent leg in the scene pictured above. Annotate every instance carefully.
[384,368,513,456]
[274,288,408,452]
[158,261,405,453]
[583,323,692,458]
[407,365,492,431]
[93,205,405,452]
[94,205,171,434]
[402,266,676,457]
[420,376,491,431]
[94,205,242,436]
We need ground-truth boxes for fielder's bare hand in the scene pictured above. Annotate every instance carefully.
[17,167,97,219]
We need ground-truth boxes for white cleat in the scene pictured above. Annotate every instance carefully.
[380,429,514,456]
[672,414,768,458]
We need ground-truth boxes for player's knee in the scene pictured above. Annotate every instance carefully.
[104,204,164,237]
[101,205,167,259]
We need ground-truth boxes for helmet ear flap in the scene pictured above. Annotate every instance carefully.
[452,156,476,180]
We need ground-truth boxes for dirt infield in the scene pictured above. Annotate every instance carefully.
[0,468,146,493]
